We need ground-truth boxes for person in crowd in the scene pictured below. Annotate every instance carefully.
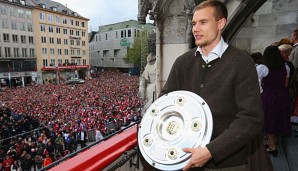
[95,127,104,142]
[34,155,43,170]
[289,29,298,69]
[43,154,52,167]
[250,52,269,93]
[20,154,32,171]
[262,45,291,157]
[10,160,21,171]
[2,155,13,171]
[278,44,295,100]
[142,1,272,171]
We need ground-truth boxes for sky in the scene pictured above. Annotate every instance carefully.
[52,0,142,32]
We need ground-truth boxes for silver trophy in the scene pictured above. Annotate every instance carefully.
[138,91,213,170]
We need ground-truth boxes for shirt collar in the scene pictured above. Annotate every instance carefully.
[195,37,229,58]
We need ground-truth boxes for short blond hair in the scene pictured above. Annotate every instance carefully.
[278,44,293,54]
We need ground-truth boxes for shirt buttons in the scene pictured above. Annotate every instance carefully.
[200,84,204,88]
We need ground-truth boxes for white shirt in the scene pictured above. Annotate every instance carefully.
[256,64,269,93]
[195,37,229,63]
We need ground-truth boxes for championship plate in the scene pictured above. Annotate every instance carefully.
[138,91,213,170]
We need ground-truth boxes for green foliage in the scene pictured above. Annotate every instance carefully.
[124,31,149,69]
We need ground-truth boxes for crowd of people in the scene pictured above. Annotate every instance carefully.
[0,70,142,171]
[251,29,298,157]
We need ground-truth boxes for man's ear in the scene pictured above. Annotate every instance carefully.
[218,18,227,31]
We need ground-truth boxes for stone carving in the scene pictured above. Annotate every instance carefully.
[138,53,156,114]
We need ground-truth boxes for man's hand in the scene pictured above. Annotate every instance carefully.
[182,147,212,171]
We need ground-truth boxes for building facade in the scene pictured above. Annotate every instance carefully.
[89,20,154,73]
[31,0,89,84]
[0,0,35,87]
[0,0,89,87]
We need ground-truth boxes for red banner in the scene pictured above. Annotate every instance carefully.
[42,65,90,71]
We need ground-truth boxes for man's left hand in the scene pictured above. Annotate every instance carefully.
[182,147,212,171]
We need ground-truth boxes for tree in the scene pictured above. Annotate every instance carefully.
[124,31,149,70]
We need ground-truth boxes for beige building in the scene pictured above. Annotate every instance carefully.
[31,0,89,84]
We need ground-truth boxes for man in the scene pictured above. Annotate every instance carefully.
[289,29,298,69]
[159,1,271,171]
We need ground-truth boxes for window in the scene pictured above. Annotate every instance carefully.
[83,59,86,65]
[62,18,67,24]
[65,59,69,65]
[11,21,17,30]
[29,36,34,44]
[12,35,18,43]
[39,12,45,20]
[43,59,48,66]
[5,47,11,57]
[57,38,61,44]
[58,59,62,65]
[128,29,131,37]
[63,28,68,34]
[50,58,55,66]
[103,50,108,57]
[29,48,35,57]
[56,16,60,23]
[49,26,54,33]
[22,48,27,57]
[71,59,75,64]
[76,40,80,46]
[49,37,54,44]
[18,9,24,18]
[64,49,68,55]
[64,39,68,45]
[40,24,45,32]
[81,22,85,27]
[56,27,61,33]
[48,14,53,22]
[82,31,86,37]
[3,34,9,42]
[77,49,80,56]
[41,36,46,43]
[42,48,47,54]
[106,33,108,40]
[0,5,6,14]
[21,35,26,43]
[70,29,74,35]
[70,49,74,55]
[76,30,80,36]
[26,11,32,19]
[70,19,73,25]
[10,8,17,17]
[116,31,118,39]
[2,19,9,29]
[77,59,81,65]
[27,23,33,32]
[76,21,79,26]
[50,48,55,55]
[83,50,86,56]
[70,40,74,45]
[13,48,19,57]
[58,49,62,55]
[82,41,85,46]
[19,22,26,31]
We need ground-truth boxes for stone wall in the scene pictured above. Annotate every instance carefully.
[231,0,298,53]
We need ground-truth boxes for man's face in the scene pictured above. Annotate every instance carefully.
[192,7,226,49]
